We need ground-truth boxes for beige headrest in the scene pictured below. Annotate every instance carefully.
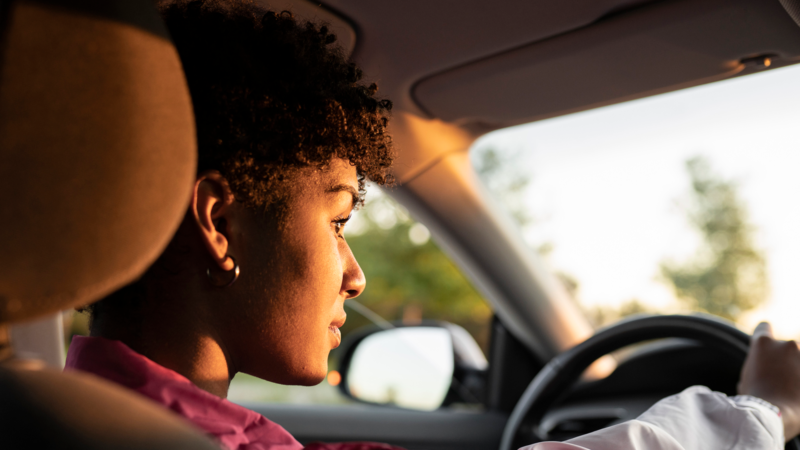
[0,1,197,323]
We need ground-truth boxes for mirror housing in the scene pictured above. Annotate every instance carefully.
[337,322,488,410]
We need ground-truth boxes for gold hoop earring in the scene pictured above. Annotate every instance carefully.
[207,255,240,288]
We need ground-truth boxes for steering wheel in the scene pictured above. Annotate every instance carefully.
[499,315,800,450]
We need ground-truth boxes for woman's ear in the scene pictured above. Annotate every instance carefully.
[192,171,236,271]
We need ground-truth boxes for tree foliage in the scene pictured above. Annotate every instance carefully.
[660,157,768,321]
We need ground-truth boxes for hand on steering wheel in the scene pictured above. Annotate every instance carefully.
[499,315,800,450]
[739,322,800,442]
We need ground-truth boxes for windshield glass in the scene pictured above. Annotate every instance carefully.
[471,64,800,339]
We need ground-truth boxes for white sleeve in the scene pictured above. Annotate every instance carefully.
[519,386,784,450]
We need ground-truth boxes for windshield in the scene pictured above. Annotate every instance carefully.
[471,64,800,340]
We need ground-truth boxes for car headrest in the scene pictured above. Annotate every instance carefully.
[0,0,197,324]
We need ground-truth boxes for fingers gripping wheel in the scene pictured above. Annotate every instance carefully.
[499,315,800,450]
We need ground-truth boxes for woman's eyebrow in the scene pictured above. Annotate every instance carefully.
[327,183,359,208]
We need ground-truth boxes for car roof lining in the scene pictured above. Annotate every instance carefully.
[413,0,800,128]
[323,0,660,111]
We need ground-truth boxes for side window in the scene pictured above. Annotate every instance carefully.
[226,188,493,407]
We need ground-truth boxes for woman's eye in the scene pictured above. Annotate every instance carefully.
[334,221,345,236]
[333,213,352,238]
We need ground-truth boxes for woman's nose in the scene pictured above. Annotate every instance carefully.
[342,244,366,298]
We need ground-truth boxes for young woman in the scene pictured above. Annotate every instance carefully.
[65,1,800,450]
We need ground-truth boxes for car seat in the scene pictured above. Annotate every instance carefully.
[0,1,218,448]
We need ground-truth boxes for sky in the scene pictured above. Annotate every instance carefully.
[472,63,800,339]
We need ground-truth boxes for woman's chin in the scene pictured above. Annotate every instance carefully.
[243,342,332,386]
[244,358,328,386]
[289,370,327,386]
[284,362,329,386]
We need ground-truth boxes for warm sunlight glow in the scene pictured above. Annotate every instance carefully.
[327,370,341,386]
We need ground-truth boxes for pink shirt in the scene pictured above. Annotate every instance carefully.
[65,336,399,450]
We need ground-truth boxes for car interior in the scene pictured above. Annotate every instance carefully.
[2,0,800,449]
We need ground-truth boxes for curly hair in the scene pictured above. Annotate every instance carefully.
[82,0,394,327]
[161,0,394,212]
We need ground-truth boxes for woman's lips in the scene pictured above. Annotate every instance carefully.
[329,325,342,348]
[329,314,346,348]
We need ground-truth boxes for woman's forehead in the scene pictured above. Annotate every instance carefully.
[294,158,358,200]
[315,159,358,190]
[322,160,359,204]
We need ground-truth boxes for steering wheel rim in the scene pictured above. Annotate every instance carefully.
[499,314,799,450]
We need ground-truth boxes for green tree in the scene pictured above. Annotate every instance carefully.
[660,156,768,321]
[342,192,493,352]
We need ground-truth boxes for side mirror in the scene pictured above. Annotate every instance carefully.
[338,323,488,411]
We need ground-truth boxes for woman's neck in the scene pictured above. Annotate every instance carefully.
[91,293,236,399]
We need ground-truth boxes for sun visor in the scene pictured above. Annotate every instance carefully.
[413,0,800,127]
[0,1,196,323]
